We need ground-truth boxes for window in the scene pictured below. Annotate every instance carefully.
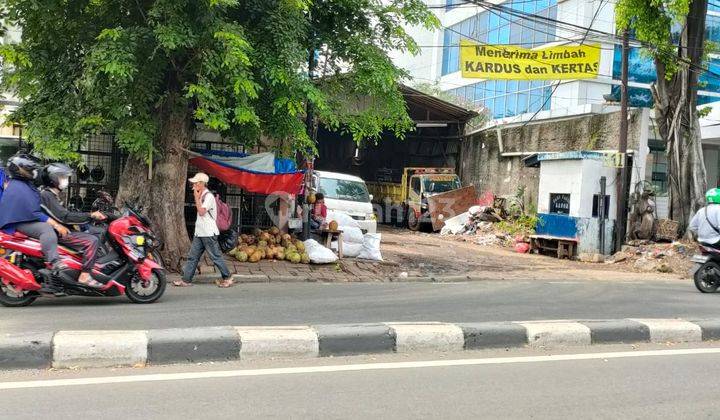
[550,193,571,215]
[592,195,611,219]
[650,150,668,195]
[411,177,421,194]
[318,178,370,203]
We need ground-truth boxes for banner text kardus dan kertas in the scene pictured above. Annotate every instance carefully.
[460,40,600,80]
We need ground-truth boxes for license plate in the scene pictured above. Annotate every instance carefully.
[691,255,710,264]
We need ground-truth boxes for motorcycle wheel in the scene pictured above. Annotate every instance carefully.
[0,282,37,307]
[126,270,166,304]
[694,262,720,293]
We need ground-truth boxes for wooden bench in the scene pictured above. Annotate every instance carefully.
[320,229,343,258]
[529,235,578,259]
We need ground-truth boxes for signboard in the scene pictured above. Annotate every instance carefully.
[460,40,600,80]
[550,193,571,215]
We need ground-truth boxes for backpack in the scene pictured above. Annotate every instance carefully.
[203,191,232,232]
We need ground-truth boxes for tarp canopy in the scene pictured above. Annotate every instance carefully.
[189,150,304,195]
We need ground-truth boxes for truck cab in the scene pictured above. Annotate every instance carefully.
[312,170,377,233]
[404,168,461,230]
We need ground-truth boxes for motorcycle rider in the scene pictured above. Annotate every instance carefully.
[39,163,107,289]
[689,188,720,247]
[0,154,68,293]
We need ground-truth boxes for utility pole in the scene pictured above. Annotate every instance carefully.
[614,28,630,252]
[301,17,317,240]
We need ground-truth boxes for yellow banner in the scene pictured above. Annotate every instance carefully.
[460,40,600,80]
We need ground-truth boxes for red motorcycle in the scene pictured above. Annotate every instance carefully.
[0,202,166,307]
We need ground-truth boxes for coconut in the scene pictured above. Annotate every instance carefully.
[269,226,280,235]
[301,253,310,264]
[289,253,302,264]
[329,220,339,231]
[294,240,305,253]
[236,252,249,262]
[276,250,285,261]
[249,251,262,263]
[307,193,317,204]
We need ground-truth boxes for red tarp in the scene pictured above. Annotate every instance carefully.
[189,157,304,195]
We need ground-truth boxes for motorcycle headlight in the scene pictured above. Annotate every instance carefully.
[136,236,145,246]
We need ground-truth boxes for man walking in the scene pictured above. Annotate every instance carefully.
[174,173,234,288]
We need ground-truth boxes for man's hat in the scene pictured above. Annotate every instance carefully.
[188,172,210,184]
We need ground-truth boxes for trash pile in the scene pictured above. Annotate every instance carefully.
[440,201,531,250]
[604,240,696,275]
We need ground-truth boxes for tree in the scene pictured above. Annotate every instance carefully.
[616,0,710,231]
[0,0,437,270]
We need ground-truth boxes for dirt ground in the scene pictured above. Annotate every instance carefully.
[377,226,687,282]
[197,225,689,283]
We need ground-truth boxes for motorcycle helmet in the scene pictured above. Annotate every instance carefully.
[6,153,41,181]
[707,188,720,204]
[41,163,74,190]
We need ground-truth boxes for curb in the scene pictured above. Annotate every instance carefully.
[2,318,719,370]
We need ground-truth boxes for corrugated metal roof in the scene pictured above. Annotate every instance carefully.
[400,84,478,122]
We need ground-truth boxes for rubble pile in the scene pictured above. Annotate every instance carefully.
[603,240,696,275]
[440,205,517,247]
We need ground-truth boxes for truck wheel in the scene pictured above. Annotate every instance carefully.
[408,209,421,231]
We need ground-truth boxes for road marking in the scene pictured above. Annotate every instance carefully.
[3,347,720,390]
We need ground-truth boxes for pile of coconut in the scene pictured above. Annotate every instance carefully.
[227,227,310,264]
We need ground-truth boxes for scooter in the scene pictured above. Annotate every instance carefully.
[0,202,166,307]
[692,244,720,293]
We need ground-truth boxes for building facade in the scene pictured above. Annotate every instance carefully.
[0,25,22,163]
[392,0,720,219]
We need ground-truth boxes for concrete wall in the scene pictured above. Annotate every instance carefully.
[579,159,618,220]
[459,109,647,208]
[704,147,720,188]
[537,160,583,215]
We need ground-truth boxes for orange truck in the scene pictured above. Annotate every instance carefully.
[366,168,475,231]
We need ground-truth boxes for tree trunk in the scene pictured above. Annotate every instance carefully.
[655,0,708,232]
[116,98,194,272]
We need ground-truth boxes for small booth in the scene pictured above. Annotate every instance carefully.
[524,151,618,257]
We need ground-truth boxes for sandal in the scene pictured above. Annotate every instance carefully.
[216,279,234,288]
[173,280,193,287]
[79,278,104,289]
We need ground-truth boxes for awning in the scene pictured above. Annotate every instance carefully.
[189,150,304,195]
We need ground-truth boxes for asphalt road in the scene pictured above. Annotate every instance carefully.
[1,346,719,419]
[1,277,717,333]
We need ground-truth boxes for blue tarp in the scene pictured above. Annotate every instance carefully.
[192,149,299,174]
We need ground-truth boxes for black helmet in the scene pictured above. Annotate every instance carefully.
[41,163,74,190]
[6,153,41,181]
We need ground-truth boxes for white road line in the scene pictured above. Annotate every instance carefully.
[3,348,720,390]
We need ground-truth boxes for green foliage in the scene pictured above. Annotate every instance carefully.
[615,0,690,79]
[1,0,437,160]
[698,106,713,118]
[496,214,539,237]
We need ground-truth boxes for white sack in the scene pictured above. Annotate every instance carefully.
[357,233,382,261]
[304,239,338,264]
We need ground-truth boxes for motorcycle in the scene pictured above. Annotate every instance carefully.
[0,201,166,307]
[692,244,720,293]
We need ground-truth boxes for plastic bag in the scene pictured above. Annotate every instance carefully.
[342,226,364,244]
[304,239,338,264]
[357,233,382,261]
[332,241,364,258]
[326,210,360,229]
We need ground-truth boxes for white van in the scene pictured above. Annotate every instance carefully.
[313,170,377,233]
